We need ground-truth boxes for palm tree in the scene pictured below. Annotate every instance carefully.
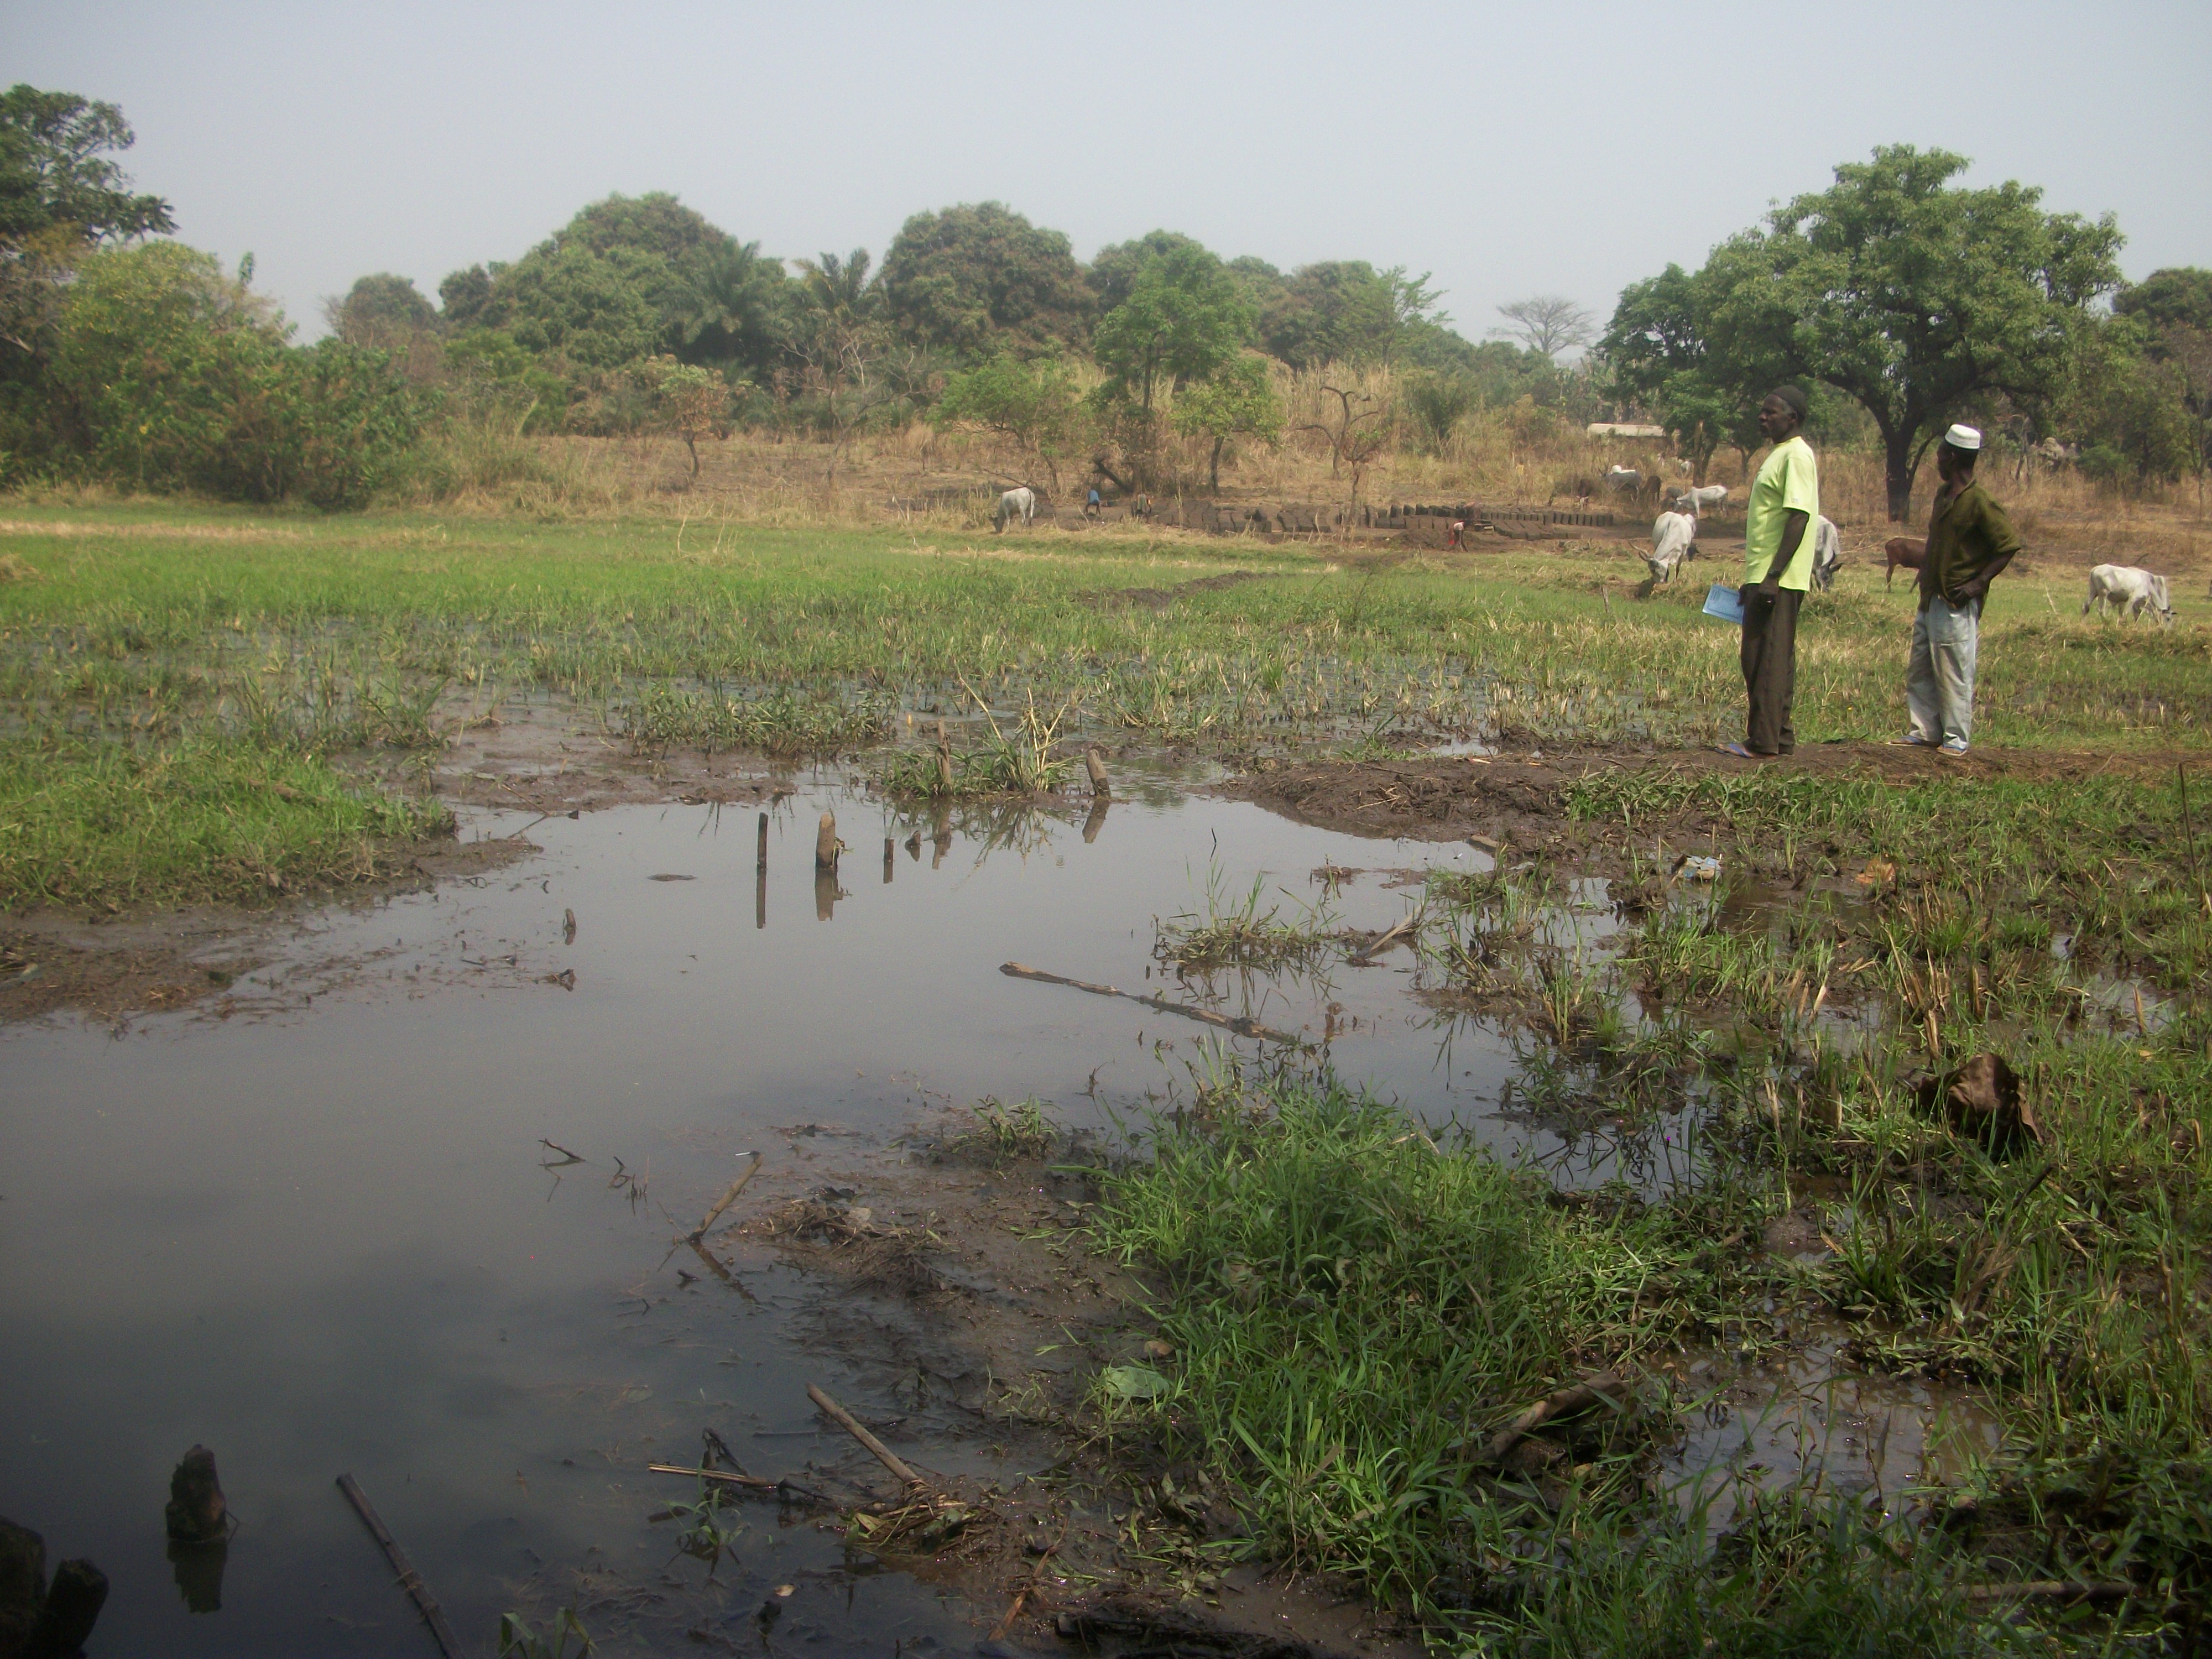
[793,248,877,331]
[672,241,778,370]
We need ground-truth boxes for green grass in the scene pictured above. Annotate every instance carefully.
[2,505,2208,761]
[1088,1078,2035,1652]
[0,734,452,910]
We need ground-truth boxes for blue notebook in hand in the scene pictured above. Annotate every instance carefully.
[1703,584,1746,624]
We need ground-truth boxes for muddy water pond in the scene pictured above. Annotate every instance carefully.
[0,784,1822,1652]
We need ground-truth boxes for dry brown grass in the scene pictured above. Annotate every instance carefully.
[380,361,2211,576]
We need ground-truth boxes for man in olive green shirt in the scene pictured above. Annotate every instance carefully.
[1894,423,2021,755]
[1721,386,1820,758]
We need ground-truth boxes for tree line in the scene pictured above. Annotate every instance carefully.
[1,85,2205,514]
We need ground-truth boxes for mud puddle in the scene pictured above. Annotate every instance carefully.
[1,782,1639,1655]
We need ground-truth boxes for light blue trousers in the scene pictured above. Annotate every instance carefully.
[1907,596,1980,747]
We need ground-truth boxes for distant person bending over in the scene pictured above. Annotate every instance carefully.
[1892,424,2020,756]
[1086,486,1102,520]
[1721,387,1820,759]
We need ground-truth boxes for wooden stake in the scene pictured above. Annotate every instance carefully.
[1084,747,1110,799]
[806,1384,923,1486]
[756,810,768,872]
[883,837,894,883]
[336,1474,461,1659]
[814,811,839,872]
[687,1151,762,1243]
[936,720,956,795]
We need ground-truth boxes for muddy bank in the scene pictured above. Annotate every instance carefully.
[711,1111,1426,1658]
[1226,741,2197,859]
[0,836,529,1025]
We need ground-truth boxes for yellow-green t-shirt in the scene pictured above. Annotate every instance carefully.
[1743,435,1821,591]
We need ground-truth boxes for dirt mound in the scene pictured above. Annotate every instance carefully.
[1229,742,2194,850]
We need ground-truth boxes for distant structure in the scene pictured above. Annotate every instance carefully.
[1586,422,1666,439]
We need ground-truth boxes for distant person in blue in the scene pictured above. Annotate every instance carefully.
[1086,486,1102,520]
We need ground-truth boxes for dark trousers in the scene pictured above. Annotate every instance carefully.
[1739,586,1801,755]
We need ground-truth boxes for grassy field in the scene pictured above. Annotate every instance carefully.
[2,499,2208,911]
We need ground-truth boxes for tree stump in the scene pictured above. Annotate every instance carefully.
[26,1559,107,1656]
[1084,748,1110,800]
[164,1446,227,1543]
[814,812,839,873]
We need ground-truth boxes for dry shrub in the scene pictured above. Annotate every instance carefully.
[0,552,40,581]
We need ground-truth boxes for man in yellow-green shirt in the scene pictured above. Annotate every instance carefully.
[1721,386,1820,759]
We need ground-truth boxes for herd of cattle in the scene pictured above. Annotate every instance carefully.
[1646,503,2177,625]
[989,478,2184,625]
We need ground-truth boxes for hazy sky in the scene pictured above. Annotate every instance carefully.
[11,0,2209,341]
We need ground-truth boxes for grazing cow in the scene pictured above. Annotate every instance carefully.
[1811,515,1842,591]
[992,486,1036,532]
[2083,564,2176,625]
[1884,536,1926,589]
[1603,465,1642,496]
[1672,483,1730,513]
[1647,507,1697,583]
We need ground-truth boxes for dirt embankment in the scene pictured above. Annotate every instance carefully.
[709,1117,1421,1658]
[1227,742,2194,863]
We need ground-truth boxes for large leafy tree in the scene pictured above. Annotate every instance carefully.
[1172,352,1282,489]
[325,273,439,349]
[935,351,1083,488]
[46,241,416,507]
[1255,261,1451,370]
[879,202,1089,359]
[1092,240,1252,412]
[0,85,174,244]
[1705,146,2122,518]
[441,193,771,374]
[1601,263,1767,482]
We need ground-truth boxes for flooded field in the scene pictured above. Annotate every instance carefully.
[0,777,1729,1653]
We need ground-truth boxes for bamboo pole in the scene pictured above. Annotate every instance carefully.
[806,1384,923,1486]
[335,1474,461,1659]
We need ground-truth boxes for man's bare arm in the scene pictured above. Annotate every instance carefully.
[1757,510,1808,594]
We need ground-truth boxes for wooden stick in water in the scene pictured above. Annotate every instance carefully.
[687,1152,762,1243]
[335,1473,461,1659]
[999,961,1301,1045]
[648,1463,828,1503]
[756,810,768,872]
[806,1384,923,1486]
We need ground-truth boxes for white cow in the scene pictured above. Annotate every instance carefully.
[1811,515,1842,591]
[1647,507,1697,582]
[1672,483,1730,513]
[1603,465,1642,496]
[2084,564,2174,625]
[992,486,1037,532]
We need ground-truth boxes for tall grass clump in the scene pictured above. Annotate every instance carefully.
[1091,1081,1713,1612]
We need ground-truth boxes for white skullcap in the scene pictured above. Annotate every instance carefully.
[1943,423,1983,451]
